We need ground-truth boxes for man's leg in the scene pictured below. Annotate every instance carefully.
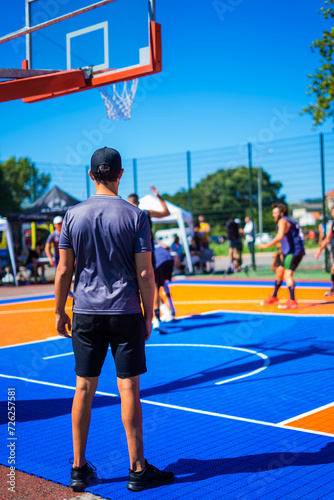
[226,245,234,274]
[284,269,296,300]
[153,284,160,318]
[32,261,38,280]
[117,375,145,472]
[163,280,176,317]
[228,245,233,263]
[272,266,284,297]
[260,266,284,306]
[277,267,298,309]
[72,375,98,468]
[325,262,334,296]
[277,253,305,308]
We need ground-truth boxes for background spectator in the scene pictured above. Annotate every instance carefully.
[243,216,256,255]
[198,215,211,243]
[169,235,184,274]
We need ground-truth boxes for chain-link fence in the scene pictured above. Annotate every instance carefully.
[16,131,334,273]
[35,131,333,221]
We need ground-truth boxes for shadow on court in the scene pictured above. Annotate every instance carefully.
[140,344,332,398]
[90,443,334,486]
[0,395,120,424]
[164,318,248,334]
[165,443,334,482]
[1,342,332,424]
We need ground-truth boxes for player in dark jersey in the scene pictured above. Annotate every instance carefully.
[258,203,305,309]
[128,187,170,324]
[127,186,170,222]
[315,207,334,296]
[152,241,175,333]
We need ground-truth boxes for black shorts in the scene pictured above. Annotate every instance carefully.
[154,260,174,288]
[72,313,147,378]
[283,253,304,271]
[230,240,242,251]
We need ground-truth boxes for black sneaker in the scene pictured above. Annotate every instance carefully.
[70,460,97,491]
[127,460,174,491]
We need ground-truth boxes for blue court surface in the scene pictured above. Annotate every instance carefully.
[1,310,333,499]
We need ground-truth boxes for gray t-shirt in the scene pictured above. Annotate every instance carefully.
[59,195,152,314]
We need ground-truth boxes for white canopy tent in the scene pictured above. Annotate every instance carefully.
[138,195,194,273]
[0,217,18,286]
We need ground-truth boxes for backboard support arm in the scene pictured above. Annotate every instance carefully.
[0,21,161,103]
[0,0,116,45]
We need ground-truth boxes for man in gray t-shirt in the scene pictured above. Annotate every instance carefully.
[55,147,174,492]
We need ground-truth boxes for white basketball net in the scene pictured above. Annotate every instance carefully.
[99,79,139,120]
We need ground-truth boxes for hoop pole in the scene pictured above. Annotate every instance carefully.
[248,142,256,271]
[0,0,116,45]
[148,0,156,22]
[25,0,32,69]
[133,159,138,194]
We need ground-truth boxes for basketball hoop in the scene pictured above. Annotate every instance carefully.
[99,79,139,120]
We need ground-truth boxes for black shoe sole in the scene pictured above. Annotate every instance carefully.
[70,472,95,491]
[70,481,86,492]
[126,476,174,491]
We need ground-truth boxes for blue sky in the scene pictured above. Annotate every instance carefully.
[0,0,332,200]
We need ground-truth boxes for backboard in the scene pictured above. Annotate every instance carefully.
[0,0,161,103]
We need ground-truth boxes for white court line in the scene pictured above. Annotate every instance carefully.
[278,401,334,425]
[44,351,73,360]
[43,343,269,387]
[0,373,333,438]
[193,308,334,318]
[144,344,270,386]
[0,297,56,307]
[173,299,326,304]
[0,337,66,350]
[0,307,70,315]
[170,283,330,290]
[0,373,118,397]
[2,306,332,353]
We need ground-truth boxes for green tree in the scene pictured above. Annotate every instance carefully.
[0,157,50,216]
[163,166,285,231]
[302,0,334,126]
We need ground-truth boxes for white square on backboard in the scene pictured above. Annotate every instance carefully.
[66,21,109,72]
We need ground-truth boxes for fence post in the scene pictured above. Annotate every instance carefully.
[258,167,263,234]
[132,158,138,195]
[186,151,192,214]
[85,166,90,199]
[32,165,37,202]
[248,143,256,271]
[320,133,330,272]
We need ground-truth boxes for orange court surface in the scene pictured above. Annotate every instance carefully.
[1,278,332,347]
[1,277,334,499]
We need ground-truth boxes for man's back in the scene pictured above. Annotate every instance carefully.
[226,221,240,242]
[60,195,152,314]
[280,216,305,256]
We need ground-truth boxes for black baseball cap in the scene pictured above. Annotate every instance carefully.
[90,147,122,174]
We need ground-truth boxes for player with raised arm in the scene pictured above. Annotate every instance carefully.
[315,208,334,296]
[258,203,305,309]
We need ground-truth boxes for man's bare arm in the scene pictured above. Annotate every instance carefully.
[318,224,324,246]
[44,242,55,267]
[258,219,289,250]
[135,251,155,340]
[55,248,75,337]
[149,186,170,219]
[316,225,333,259]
